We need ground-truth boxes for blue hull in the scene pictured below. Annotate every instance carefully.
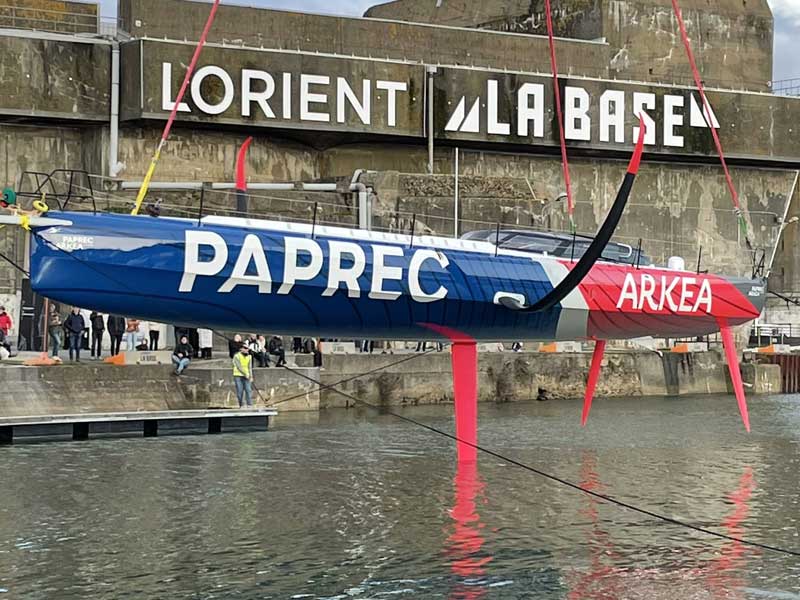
[31,212,564,341]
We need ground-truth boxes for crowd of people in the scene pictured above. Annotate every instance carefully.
[45,305,177,363]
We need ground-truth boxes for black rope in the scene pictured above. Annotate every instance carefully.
[25,228,800,558]
[281,362,800,559]
[0,248,30,278]
[267,347,439,408]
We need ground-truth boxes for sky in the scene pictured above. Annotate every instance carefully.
[770,0,800,82]
[99,0,800,82]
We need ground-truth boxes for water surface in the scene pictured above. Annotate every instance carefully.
[1,394,799,599]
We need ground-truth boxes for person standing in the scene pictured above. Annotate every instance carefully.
[107,315,125,356]
[171,335,193,375]
[313,337,322,368]
[268,335,286,367]
[149,321,167,351]
[0,306,12,340]
[64,307,85,362]
[90,311,105,359]
[80,308,92,351]
[232,343,254,408]
[47,304,63,358]
[187,327,200,358]
[124,318,140,351]
[198,328,213,359]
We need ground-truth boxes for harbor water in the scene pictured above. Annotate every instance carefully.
[1,394,799,599]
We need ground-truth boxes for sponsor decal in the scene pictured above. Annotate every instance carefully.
[616,272,713,313]
[56,235,95,251]
[444,80,719,148]
[179,231,449,303]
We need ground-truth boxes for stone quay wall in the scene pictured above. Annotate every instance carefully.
[0,351,781,418]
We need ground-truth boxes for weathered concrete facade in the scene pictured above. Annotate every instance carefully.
[367,0,774,91]
[0,0,98,34]
[0,0,798,344]
[0,351,782,417]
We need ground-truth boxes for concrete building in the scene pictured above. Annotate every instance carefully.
[1,0,798,349]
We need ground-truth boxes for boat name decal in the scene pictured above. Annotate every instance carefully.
[56,235,95,251]
[179,231,449,303]
[616,272,713,313]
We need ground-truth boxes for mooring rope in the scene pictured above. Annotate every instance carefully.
[14,229,800,558]
[281,361,800,559]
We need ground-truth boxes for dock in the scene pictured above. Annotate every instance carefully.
[0,408,278,444]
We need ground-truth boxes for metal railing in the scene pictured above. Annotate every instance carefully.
[750,323,800,345]
[0,4,121,37]
[771,79,800,97]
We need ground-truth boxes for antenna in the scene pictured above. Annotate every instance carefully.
[635,238,642,269]
[311,202,318,239]
[197,186,205,227]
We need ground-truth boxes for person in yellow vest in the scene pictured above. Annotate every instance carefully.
[232,343,254,408]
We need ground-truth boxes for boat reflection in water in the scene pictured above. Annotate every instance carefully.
[700,467,754,599]
[566,453,755,599]
[446,461,492,599]
[444,455,756,598]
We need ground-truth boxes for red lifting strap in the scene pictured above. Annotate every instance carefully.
[670,0,750,243]
[544,0,575,232]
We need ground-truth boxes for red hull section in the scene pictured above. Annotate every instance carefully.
[573,261,762,340]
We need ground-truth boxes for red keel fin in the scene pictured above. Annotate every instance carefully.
[719,320,751,432]
[421,324,479,462]
[452,341,478,463]
[582,340,607,426]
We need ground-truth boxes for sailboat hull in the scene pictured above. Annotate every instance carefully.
[29,212,764,341]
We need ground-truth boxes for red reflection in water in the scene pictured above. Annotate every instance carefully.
[567,454,755,599]
[567,452,622,600]
[702,467,755,599]
[446,461,492,600]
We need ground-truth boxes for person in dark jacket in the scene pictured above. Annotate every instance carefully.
[90,311,105,360]
[107,315,125,356]
[267,335,286,367]
[228,334,243,358]
[172,335,193,375]
[64,307,85,362]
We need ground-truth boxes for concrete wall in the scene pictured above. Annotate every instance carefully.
[0,365,196,417]
[0,0,98,34]
[0,363,319,416]
[178,366,321,412]
[598,0,773,91]
[0,36,110,121]
[316,350,774,408]
[115,126,321,183]
[0,351,778,418]
[362,158,795,278]
[119,0,609,78]
[366,0,774,91]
